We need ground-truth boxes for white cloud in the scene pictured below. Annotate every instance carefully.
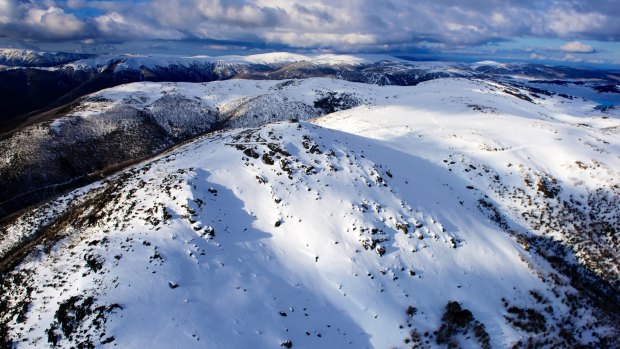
[194,0,275,26]
[203,44,247,51]
[561,54,607,64]
[23,7,85,38]
[0,0,16,25]
[561,54,583,62]
[530,52,608,65]
[263,32,376,48]
[0,0,86,39]
[491,12,508,25]
[95,12,183,40]
[559,41,595,53]
[546,9,606,37]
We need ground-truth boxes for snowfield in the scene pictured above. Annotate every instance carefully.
[1,77,619,348]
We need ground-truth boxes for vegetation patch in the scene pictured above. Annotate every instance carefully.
[435,301,491,349]
[46,296,122,348]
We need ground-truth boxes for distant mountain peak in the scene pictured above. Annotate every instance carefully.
[0,48,92,67]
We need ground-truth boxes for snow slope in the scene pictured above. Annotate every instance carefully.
[1,77,619,348]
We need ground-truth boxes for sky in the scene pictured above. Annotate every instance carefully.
[1,0,620,67]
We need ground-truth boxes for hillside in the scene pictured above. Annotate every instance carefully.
[0,78,365,218]
[1,77,618,348]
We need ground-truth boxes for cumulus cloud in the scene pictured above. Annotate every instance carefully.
[562,54,583,63]
[263,32,376,48]
[560,54,605,64]
[204,44,248,51]
[0,0,87,40]
[0,0,16,25]
[94,12,183,40]
[23,7,85,37]
[559,41,595,53]
[0,0,618,52]
[529,52,606,65]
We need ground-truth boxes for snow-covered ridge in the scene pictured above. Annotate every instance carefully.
[3,48,618,85]
[240,52,406,65]
[0,49,406,71]
[60,52,407,72]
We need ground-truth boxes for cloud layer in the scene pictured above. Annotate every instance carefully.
[1,0,618,53]
[559,41,595,53]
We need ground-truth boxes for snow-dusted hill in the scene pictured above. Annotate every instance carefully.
[1,77,618,348]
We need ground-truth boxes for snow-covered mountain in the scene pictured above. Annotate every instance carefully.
[60,52,408,71]
[0,52,459,129]
[0,49,91,68]
[1,76,618,348]
[2,72,618,219]
[3,50,618,131]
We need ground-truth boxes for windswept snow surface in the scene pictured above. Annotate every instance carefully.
[1,78,619,348]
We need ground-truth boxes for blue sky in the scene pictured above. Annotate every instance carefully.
[1,0,619,67]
